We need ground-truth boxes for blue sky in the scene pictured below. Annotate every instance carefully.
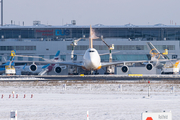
[3,0,180,26]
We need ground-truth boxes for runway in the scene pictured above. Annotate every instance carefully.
[0,74,180,81]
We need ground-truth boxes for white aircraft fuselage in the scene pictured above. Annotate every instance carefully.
[83,48,101,70]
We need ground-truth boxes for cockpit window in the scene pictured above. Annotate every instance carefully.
[89,50,95,52]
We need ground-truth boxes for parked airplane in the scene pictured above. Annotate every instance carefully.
[0,50,16,75]
[147,42,180,74]
[15,51,66,75]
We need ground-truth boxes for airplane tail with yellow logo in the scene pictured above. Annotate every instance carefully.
[162,49,168,55]
[147,42,167,60]
[3,50,16,66]
[8,50,16,68]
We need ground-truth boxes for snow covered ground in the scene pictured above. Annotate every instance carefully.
[0,80,180,120]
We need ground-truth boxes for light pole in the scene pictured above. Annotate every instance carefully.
[0,0,3,26]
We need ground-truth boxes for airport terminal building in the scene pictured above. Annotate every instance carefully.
[0,21,179,66]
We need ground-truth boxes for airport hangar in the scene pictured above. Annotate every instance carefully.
[0,21,179,75]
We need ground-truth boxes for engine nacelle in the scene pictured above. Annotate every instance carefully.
[121,65,129,73]
[29,64,37,72]
[54,66,62,73]
[146,63,153,70]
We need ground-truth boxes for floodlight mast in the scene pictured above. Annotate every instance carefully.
[1,0,3,26]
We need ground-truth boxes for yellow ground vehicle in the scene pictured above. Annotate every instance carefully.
[5,66,16,75]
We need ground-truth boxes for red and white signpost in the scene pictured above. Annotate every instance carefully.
[141,111,172,120]
[87,111,89,120]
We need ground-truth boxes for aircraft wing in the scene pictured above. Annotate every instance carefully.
[14,58,172,67]
[99,51,120,56]
[101,59,173,67]
[54,61,83,67]
[13,61,39,63]
[13,59,84,67]
[31,61,84,67]
[101,60,148,67]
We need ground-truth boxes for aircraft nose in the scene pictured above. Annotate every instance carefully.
[89,57,99,69]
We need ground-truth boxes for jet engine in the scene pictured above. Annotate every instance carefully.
[29,64,37,72]
[121,65,129,73]
[54,66,62,73]
[146,63,153,70]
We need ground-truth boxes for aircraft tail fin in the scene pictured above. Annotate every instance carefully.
[89,25,93,48]
[39,51,60,75]
[54,50,60,60]
[174,61,180,68]
[3,50,16,66]
[147,42,160,54]
[10,50,16,61]
[146,42,165,60]
[23,64,27,70]
[89,25,99,48]
[9,50,16,67]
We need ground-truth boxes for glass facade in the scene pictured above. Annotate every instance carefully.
[28,57,34,61]
[0,46,36,51]
[49,55,54,59]
[60,55,66,61]
[67,45,175,51]
[18,57,23,61]
[0,26,180,41]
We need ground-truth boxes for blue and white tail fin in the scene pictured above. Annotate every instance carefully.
[23,64,27,70]
[54,50,60,60]
[39,50,60,76]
